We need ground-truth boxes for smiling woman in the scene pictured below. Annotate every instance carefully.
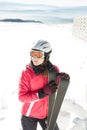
[0,0,87,130]
[0,14,87,130]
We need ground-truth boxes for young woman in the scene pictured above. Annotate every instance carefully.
[18,40,68,130]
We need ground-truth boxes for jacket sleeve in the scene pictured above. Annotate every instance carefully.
[18,70,38,103]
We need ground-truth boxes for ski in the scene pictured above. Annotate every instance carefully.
[46,78,70,130]
[47,67,57,126]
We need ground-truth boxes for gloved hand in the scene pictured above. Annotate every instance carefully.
[38,80,58,99]
[58,72,70,80]
[47,80,58,93]
[38,89,47,99]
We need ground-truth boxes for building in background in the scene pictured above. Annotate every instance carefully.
[73,16,87,41]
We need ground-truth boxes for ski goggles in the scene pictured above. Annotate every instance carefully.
[30,50,44,58]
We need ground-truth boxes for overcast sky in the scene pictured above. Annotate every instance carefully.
[0,0,87,6]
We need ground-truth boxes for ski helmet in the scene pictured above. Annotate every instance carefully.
[31,40,52,54]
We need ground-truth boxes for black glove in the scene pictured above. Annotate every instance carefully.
[38,89,47,99]
[58,72,70,80]
[38,80,58,99]
[47,80,58,93]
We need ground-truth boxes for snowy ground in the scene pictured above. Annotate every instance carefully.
[0,22,87,130]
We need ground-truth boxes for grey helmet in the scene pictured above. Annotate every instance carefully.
[31,39,52,54]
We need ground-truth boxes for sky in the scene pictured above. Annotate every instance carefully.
[0,0,87,6]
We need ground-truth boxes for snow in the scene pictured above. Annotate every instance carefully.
[0,22,87,130]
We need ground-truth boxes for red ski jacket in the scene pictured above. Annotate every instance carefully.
[18,65,60,119]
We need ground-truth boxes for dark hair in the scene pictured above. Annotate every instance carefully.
[30,60,53,76]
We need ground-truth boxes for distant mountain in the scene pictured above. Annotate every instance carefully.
[0,19,42,23]
[0,18,73,24]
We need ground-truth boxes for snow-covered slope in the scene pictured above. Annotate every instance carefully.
[0,22,87,130]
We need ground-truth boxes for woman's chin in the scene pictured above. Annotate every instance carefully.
[33,62,40,66]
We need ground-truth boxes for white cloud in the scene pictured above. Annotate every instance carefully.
[0,0,87,6]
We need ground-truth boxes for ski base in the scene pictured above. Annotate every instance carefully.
[46,79,70,130]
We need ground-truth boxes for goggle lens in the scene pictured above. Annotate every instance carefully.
[30,50,44,58]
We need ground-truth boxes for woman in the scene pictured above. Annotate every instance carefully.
[18,40,61,130]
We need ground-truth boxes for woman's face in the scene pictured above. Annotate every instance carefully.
[30,50,45,66]
[31,57,45,66]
